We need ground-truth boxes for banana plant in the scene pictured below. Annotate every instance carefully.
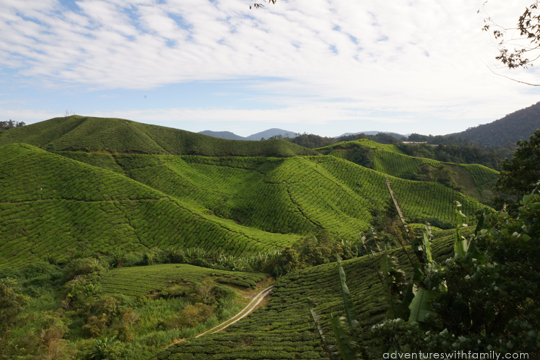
[379,247,409,320]
[308,297,336,360]
[329,254,369,360]
[454,201,469,257]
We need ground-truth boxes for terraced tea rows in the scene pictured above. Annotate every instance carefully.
[0,141,487,269]
[154,232,458,360]
[371,150,440,176]
[101,264,268,297]
[460,163,500,188]
[0,116,317,157]
[315,139,405,154]
[53,151,485,240]
[0,144,303,269]
[315,139,499,204]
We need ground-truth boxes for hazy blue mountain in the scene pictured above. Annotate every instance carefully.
[199,130,246,140]
[245,128,297,140]
[336,131,407,139]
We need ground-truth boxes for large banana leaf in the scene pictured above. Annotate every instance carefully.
[336,254,358,328]
[422,230,433,264]
[454,201,469,257]
[330,315,355,360]
[408,288,437,323]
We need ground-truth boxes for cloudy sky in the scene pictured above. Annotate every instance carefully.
[1,0,540,137]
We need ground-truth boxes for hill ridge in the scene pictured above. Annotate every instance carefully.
[0,116,316,157]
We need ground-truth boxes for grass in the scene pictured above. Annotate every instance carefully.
[0,116,317,157]
[101,264,268,297]
[153,230,465,359]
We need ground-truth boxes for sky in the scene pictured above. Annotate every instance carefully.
[1,0,540,137]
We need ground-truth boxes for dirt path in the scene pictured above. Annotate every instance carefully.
[166,285,273,348]
[195,285,273,338]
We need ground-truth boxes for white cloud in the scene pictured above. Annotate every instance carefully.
[1,0,540,128]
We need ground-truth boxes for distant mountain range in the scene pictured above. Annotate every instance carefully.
[198,130,245,141]
[336,131,408,139]
[200,129,407,141]
[199,128,297,141]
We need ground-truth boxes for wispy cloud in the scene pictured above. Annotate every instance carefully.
[1,0,539,131]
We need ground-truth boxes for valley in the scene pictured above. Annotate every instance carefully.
[0,116,537,360]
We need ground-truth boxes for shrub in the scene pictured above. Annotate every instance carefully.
[164,303,215,329]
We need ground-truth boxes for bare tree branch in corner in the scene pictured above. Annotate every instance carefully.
[480,0,540,85]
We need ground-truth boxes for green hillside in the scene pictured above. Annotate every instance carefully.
[154,232,458,360]
[316,138,405,154]
[57,151,485,237]
[0,116,317,157]
[0,143,486,270]
[0,144,301,269]
[101,264,268,297]
[316,139,499,204]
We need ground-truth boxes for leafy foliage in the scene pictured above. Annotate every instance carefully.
[494,129,540,197]
[371,194,540,357]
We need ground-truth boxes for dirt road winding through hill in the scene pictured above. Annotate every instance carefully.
[167,285,274,348]
[195,285,274,338]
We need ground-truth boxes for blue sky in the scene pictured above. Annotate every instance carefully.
[1,0,540,137]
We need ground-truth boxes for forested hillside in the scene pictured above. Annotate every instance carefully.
[406,102,540,152]
[448,102,540,146]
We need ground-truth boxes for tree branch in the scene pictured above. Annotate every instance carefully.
[482,61,540,86]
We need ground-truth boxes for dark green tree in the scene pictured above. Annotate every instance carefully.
[494,129,540,196]
[0,279,29,350]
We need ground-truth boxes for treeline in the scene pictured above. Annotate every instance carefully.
[336,132,403,144]
[396,142,502,170]
[0,120,25,132]
[408,133,517,160]
[269,132,404,149]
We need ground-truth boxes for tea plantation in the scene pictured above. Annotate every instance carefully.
[101,264,268,297]
[153,231,459,360]
[0,144,302,269]
[316,139,499,204]
[60,151,483,244]
[0,116,317,157]
[1,116,525,360]
[0,138,489,270]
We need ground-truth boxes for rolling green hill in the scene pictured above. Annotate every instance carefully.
[316,139,499,204]
[0,116,317,157]
[0,143,486,270]
[316,138,405,154]
[0,144,301,269]
[57,151,485,235]
[101,264,268,297]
